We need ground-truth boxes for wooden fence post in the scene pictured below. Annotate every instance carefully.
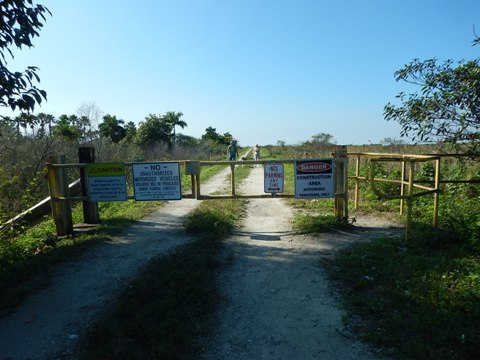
[78,147,99,224]
[433,158,440,227]
[230,163,236,196]
[46,155,73,236]
[334,146,348,219]
[354,154,360,209]
[405,160,415,241]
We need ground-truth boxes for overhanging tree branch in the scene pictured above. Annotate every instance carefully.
[384,38,480,157]
[0,0,50,113]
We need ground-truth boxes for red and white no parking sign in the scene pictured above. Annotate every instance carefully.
[264,163,284,193]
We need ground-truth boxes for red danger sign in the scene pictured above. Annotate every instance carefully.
[296,161,332,173]
[294,159,335,198]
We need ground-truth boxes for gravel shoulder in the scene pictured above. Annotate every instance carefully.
[0,165,402,359]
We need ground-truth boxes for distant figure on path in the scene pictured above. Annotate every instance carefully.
[227,139,238,161]
[252,144,261,167]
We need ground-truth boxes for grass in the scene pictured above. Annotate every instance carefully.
[325,230,480,360]
[292,212,353,233]
[288,153,480,359]
[296,191,480,359]
[292,169,480,359]
[78,197,245,360]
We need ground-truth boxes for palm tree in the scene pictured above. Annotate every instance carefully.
[15,113,37,136]
[163,111,187,144]
[53,115,82,141]
[36,113,56,137]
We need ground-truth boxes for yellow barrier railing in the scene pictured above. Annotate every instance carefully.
[348,152,441,241]
[44,147,350,236]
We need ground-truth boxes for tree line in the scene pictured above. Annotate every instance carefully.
[0,108,236,223]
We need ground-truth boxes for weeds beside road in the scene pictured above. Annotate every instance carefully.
[326,228,480,360]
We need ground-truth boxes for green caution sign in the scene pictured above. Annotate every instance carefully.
[87,163,127,202]
[87,163,125,177]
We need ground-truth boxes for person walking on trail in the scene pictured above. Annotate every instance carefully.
[252,144,261,167]
[227,139,238,161]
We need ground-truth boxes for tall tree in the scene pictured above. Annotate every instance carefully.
[123,121,137,142]
[384,37,480,157]
[135,114,172,147]
[52,115,82,141]
[15,112,37,136]
[220,132,233,146]
[310,133,335,145]
[36,112,55,137]
[301,132,335,155]
[0,116,18,138]
[99,114,126,143]
[163,111,187,143]
[174,133,198,147]
[201,126,221,143]
[76,102,102,141]
[0,1,50,112]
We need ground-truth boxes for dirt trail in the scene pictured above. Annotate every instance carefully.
[0,168,232,360]
[0,165,402,359]
[200,167,401,360]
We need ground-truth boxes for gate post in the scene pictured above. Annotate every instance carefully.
[79,147,99,223]
[405,160,415,241]
[46,155,73,236]
[230,163,236,196]
[334,146,348,219]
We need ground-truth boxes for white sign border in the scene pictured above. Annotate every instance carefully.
[264,163,284,193]
[132,162,182,201]
[294,158,335,199]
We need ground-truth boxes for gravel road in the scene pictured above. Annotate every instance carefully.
[200,167,400,360]
[0,165,401,359]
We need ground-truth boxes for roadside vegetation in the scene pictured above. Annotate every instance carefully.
[0,105,240,313]
[290,146,480,359]
[326,227,480,360]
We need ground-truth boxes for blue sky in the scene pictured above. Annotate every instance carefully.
[2,0,480,146]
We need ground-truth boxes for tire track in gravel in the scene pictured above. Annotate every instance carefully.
[0,167,233,360]
[200,166,401,360]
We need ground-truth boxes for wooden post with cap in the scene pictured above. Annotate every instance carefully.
[333,145,348,219]
[78,147,99,224]
[46,155,73,236]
